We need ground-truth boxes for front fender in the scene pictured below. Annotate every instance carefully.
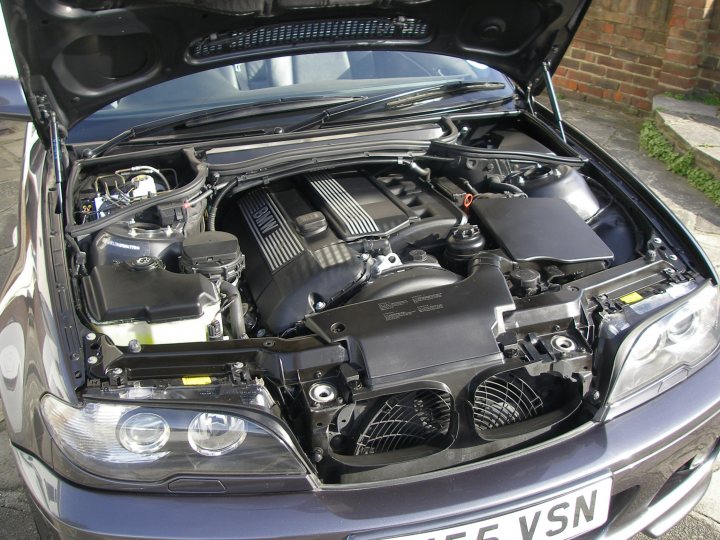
[0,123,81,461]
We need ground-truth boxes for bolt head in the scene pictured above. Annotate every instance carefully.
[669,254,678,261]
[112,367,123,376]
[87,356,99,365]
[127,339,142,353]
[85,332,97,341]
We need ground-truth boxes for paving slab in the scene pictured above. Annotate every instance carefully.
[0,421,35,539]
[653,95,719,119]
[0,424,22,491]
[0,490,36,540]
[657,113,720,168]
[696,472,720,527]
[633,515,720,540]
[651,95,720,181]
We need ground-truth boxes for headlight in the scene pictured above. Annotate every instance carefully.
[609,283,720,405]
[188,412,247,456]
[40,395,306,482]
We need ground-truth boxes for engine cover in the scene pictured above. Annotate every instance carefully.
[305,171,409,240]
[226,170,463,333]
[233,187,364,333]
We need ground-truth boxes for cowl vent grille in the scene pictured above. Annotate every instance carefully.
[354,389,451,455]
[189,17,430,60]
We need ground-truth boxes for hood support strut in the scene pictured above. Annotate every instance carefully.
[45,108,64,210]
[542,62,566,143]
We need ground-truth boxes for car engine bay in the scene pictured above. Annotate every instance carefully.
[62,114,699,484]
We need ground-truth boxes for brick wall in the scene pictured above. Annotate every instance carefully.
[553,0,719,112]
[698,6,720,93]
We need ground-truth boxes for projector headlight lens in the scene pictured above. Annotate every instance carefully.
[118,412,170,454]
[188,413,247,456]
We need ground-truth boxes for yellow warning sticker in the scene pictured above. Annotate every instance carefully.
[619,292,644,305]
[182,376,212,386]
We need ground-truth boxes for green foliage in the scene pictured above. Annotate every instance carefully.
[662,91,720,107]
[664,91,688,101]
[639,119,720,205]
[702,93,720,107]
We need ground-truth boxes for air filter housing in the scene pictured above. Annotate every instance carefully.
[180,231,245,282]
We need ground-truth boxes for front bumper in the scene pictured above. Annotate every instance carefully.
[15,354,720,540]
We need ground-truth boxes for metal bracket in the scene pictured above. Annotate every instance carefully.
[542,62,566,143]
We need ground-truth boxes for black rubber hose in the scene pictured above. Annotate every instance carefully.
[207,177,239,231]
[460,178,480,196]
[486,177,525,195]
[219,280,247,339]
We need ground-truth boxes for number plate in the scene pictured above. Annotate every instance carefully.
[384,478,612,540]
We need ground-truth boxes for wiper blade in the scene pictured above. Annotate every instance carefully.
[384,81,506,109]
[288,80,507,132]
[182,96,364,128]
[84,96,364,158]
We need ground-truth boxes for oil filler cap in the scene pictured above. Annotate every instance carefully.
[510,268,540,291]
[296,211,327,237]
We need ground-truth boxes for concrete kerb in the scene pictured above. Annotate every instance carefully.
[652,95,720,181]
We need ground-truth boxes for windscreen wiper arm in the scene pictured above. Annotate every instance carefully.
[287,80,507,132]
[384,81,505,109]
[182,95,365,128]
[83,96,364,158]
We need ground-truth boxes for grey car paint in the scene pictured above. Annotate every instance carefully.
[0,125,79,458]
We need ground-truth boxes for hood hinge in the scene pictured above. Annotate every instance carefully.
[36,96,66,209]
[541,62,566,143]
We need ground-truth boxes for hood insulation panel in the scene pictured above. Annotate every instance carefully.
[190,17,431,61]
